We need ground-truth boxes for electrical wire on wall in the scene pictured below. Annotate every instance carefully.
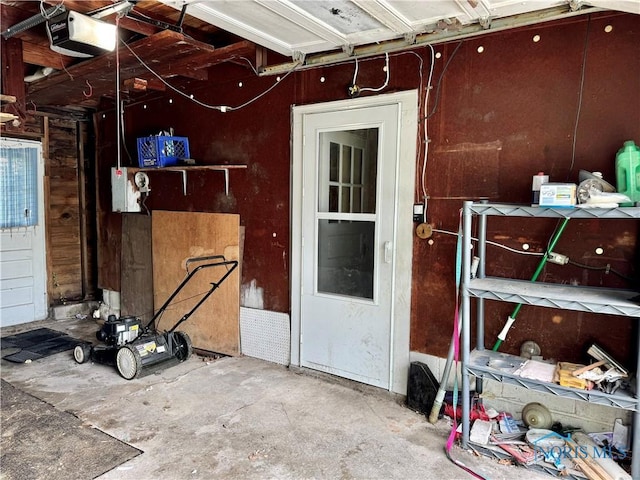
[121,40,300,112]
[423,41,463,121]
[348,52,390,97]
[419,44,435,213]
[432,227,632,281]
[115,15,122,171]
[415,40,463,222]
[391,51,425,205]
[567,14,591,180]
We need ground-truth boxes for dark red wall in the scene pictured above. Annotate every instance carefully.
[96,12,640,366]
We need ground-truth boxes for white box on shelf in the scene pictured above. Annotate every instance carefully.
[539,183,576,207]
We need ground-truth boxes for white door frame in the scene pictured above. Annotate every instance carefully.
[291,90,417,394]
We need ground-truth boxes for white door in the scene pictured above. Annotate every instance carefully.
[292,92,417,393]
[291,92,417,392]
[0,138,47,327]
[301,105,397,388]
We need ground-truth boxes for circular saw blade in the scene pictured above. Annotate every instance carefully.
[522,402,553,429]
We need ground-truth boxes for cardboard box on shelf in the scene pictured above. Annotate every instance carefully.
[539,183,576,207]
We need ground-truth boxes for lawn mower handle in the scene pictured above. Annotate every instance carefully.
[146,256,239,332]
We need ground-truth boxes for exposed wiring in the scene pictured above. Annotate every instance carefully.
[116,16,122,170]
[237,56,260,75]
[423,41,463,120]
[433,228,544,256]
[350,52,390,96]
[432,227,634,281]
[567,15,591,180]
[568,259,633,282]
[121,39,300,112]
[120,99,133,162]
[358,52,390,92]
[421,44,436,204]
[231,66,298,110]
[351,55,359,87]
[393,50,425,203]
[40,0,65,19]
[59,55,74,80]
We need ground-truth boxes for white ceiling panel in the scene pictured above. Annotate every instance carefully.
[161,0,640,58]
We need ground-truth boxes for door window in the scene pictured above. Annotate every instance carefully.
[317,128,378,299]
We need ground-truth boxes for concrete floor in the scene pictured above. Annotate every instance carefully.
[0,317,554,480]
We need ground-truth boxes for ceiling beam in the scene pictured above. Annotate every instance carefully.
[22,41,75,69]
[25,30,255,108]
[258,4,604,76]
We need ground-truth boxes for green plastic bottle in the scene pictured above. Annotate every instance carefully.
[615,140,640,206]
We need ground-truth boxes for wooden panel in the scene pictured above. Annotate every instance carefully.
[121,214,154,326]
[152,211,240,356]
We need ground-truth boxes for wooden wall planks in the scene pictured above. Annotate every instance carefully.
[46,118,83,303]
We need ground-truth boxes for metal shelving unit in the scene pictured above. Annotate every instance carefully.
[460,201,640,479]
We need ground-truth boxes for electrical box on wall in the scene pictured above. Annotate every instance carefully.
[111,167,141,213]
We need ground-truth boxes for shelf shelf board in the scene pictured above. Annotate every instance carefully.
[132,164,247,195]
[468,350,638,411]
[467,277,640,317]
[468,203,640,219]
[0,94,17,104]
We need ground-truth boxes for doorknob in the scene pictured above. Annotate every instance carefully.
[384,241,392,263]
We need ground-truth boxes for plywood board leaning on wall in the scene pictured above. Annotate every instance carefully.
[121,214,153,327]
[152,211,240,356]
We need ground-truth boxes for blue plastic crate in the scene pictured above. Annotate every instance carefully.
[136,136,190,168]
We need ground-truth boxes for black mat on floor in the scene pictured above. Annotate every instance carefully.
[1,379,141,480]
[1,327,83,363]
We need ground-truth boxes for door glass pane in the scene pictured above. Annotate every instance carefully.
[353,187,362,213]
[341,186,350,213]
[318,128,378,214]
[329,186,339,212]
[329,143,339,182]
[317,220,374,299]
[341,145,351,182]
[353,149,362,184]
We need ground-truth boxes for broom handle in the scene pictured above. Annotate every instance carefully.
[428,317,460,423]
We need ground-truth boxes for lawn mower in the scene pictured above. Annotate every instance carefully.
[73,256,238,380]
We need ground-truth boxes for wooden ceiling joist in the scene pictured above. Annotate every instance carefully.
[22,41,75,69]
[26,30,256,108]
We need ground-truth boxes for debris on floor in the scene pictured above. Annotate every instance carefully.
[453,400,634,479]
